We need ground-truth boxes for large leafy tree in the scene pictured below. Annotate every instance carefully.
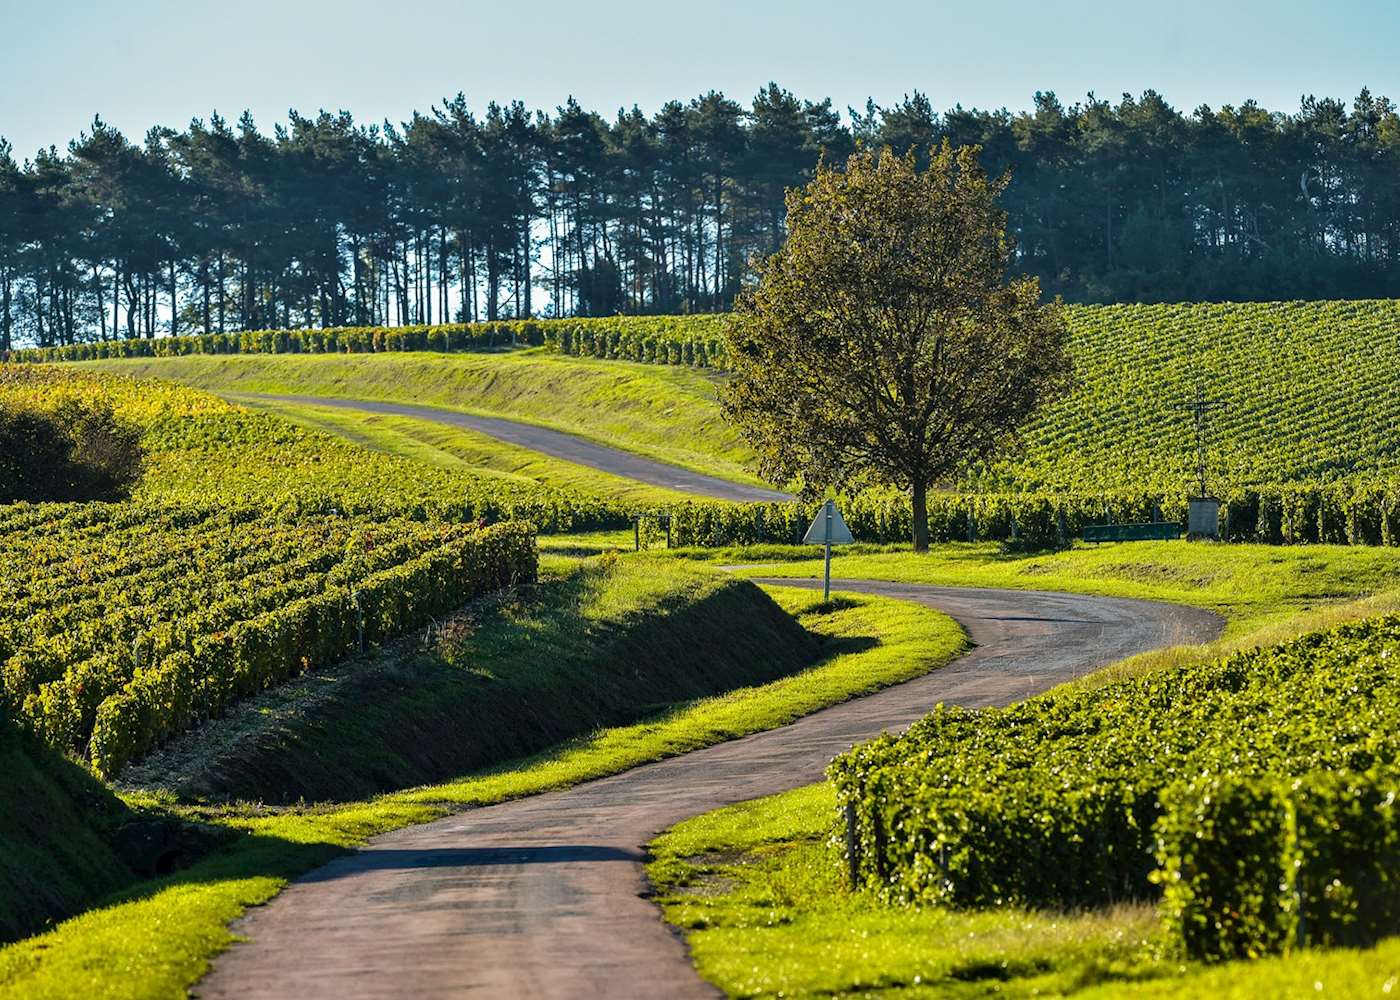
[723,142,1072,550]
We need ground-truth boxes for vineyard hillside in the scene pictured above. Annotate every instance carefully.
[996,300,1400,492]
[59,298,1400,495]
[79,348,761,488]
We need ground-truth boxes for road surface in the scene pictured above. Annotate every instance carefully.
[238,393,792,502]
[195,579,1221,999]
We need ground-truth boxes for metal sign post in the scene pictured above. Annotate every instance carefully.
[803,499,855,600]
[823,505,833,600]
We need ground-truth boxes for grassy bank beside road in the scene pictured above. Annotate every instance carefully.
[649,777,1400,998]
[82,350,761,486]
[696,539,1400,634]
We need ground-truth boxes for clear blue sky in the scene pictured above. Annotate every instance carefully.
[4,0,1397,159]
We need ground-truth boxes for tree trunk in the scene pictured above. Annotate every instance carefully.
[201,259,211,335]
[93,265,106,341]
[1,265,11,352]
[522,223,532,318]
[169,259,178,336]
[911,480,930,552]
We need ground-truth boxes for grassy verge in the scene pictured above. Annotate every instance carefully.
[649,783,1400,998]
[695,539,1400,635]
[231,394,699,505]
[80,351,762,486]
[0,721,139,944]
[0,578,964,999]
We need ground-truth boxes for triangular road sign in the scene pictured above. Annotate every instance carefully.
[803,500,854,545]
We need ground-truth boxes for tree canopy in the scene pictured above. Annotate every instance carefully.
[2,86,1400,351]
[723,143,1072,550]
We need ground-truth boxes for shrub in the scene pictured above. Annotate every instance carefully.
[1155,768,1400,960]
[0,396,142,502]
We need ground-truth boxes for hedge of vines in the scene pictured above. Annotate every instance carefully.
[829,614,1400,960]
[1155,767,1400,961]
[0,502,536,776]
[7,314,731,368]
[664,479,1400,548]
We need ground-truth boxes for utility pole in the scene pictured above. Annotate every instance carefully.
[1176,381,1228,540]
[1176,381,1227,498]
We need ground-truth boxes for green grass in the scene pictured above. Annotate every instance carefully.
[649,783,1165,998]
[81,350,766,487]
[230,394,699,506]
[0,575,964,999]
[649,781,1400,999]
[0,719,137,944]
[698,539,1400,635]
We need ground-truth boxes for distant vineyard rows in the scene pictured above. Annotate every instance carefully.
[6,368,1400,548]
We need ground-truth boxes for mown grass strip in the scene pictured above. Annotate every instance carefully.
[231,394,702,506]
[709,539,1400,635]
[80,350,762,486]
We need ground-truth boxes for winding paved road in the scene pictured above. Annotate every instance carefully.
[238,393,792,502]
[195,579,1220,1000]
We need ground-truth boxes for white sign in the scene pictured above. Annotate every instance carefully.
[803,500,854,545]
[804,500,852,601]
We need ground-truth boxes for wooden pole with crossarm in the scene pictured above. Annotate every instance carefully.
[1176,381,1227,498]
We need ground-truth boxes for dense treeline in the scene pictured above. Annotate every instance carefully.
[3,86,1400,349]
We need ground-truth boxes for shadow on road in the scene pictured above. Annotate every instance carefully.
[301,845,642,880]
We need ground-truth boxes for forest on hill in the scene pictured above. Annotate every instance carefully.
[3,86,1400,350]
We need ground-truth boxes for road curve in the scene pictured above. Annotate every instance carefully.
[195,580,1220,1000]
[238,392,792,503]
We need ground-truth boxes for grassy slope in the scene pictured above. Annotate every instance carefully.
[0,574,965,999]
[232,394,697,506]
[0,718,137,944]
[81,350,766,487]
[120,556,819,804]
[85,299,1400,494]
